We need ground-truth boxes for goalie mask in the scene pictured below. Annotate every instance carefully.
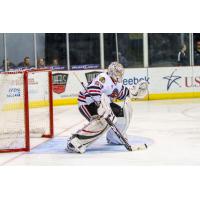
[108,62,124,83]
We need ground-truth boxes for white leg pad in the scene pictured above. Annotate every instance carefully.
[106,98,133,144]
[67,136,86,154]
[67,115,116,153]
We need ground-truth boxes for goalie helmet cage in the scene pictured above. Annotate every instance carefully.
[0,69,54,153]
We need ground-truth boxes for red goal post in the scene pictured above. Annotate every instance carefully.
[0,69,54,153]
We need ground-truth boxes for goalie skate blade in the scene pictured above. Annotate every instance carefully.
[131,143,148,151]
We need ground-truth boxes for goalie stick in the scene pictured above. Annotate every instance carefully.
[73,72,148,152]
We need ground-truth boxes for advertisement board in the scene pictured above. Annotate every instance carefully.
[52,67,200,105]
[2,67,200,108]
[192,66,200,96]
[52,70,103,105]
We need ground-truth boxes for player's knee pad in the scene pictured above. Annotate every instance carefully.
[106,98,133,145]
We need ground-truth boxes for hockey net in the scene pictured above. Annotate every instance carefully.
[0,70,54,152]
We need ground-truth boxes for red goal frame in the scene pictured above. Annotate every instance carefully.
[0,69,54,153]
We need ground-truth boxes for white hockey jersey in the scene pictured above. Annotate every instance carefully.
[78,72,129,106]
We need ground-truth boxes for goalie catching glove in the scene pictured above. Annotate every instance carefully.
[129,80,148,99]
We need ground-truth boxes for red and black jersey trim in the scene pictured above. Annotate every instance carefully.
[78,92,86,103]
[87,85,101,94]
[87,86,101,90]
[78,86,101,103]
[118,86,129,100]
[78,99,86,103]
[85,93,101,97]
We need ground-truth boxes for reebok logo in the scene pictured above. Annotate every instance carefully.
[123,76,150,85]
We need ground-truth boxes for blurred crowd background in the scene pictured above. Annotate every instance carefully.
[0,33,200,72]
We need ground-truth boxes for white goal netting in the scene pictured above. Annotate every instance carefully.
[0,70,53,152]
[0,72,26,151]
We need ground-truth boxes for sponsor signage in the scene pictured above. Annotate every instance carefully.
[163,69,182,91]
[7,88,21,97]
[123,76,150,85]
[71,64,100,70]
[163,69,200,91]
[52,73,68,94]
[85,71,102,83]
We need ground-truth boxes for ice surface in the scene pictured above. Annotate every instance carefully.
[1,99,200,165]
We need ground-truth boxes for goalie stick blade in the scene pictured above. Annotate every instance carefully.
[131,143,148,151]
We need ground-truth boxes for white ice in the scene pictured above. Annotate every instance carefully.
[1,98,200,165]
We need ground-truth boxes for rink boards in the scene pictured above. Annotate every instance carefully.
[52,66,200,106]
[2,66,200,109]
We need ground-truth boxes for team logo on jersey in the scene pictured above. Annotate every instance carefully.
[52,73,68,94]
[85,71,102,84]
[99,77,105,83]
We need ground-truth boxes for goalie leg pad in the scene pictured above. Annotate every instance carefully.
[66,115,116,153]
[106,99,133,145]
[66,136,86,154]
